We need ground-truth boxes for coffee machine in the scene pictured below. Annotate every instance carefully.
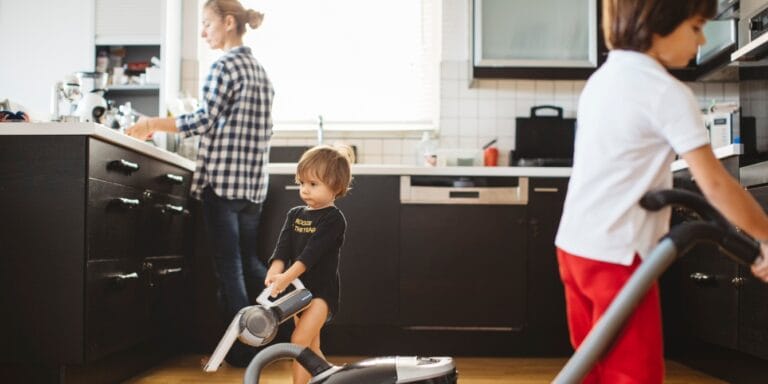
[50,74,82,122]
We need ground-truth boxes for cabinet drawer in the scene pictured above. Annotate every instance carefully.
[146,257,186,340]
[88,138,192,197]
[86,259,150,362]
[87,179,144,260]
[143,192,189,258]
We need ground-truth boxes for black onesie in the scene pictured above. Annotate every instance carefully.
[268,205,346,318]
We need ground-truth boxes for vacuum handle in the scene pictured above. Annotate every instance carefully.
[640,189,730,228]
[641,189,760,266]
[256,279,306,307]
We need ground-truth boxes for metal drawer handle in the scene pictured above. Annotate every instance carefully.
[112,272,139,281]
[284,185,300,191]
[689,272,715,284]
[108,159,140,174]
[158,267,183,276]
[533,187,559,193]
[113,197,141,208]
[159,203,185,215]
[164,173,184,184]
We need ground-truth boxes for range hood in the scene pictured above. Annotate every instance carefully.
[716,0,739,19]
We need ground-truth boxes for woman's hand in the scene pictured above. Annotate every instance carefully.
[125,117,153,140]
[752,243,768,282]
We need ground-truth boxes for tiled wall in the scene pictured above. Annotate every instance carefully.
[739,80,768,152]
[272,72,739,165]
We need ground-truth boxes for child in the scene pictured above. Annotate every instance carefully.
[555,0,768,383]
[264,144,353,384]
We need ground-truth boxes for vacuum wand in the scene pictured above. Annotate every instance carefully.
[203,279,313,372]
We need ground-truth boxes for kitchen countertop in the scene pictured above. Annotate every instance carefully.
[670,144,743,172]
[0,122,196,171]
[268,163,572,177]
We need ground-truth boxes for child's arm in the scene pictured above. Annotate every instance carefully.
[683,145,768,281]
[264,208,298,288]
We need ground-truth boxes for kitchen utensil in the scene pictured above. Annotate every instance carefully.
[512,105,575,167]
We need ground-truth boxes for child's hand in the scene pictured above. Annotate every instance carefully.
[266,273,292,298]
[752,243,768,282]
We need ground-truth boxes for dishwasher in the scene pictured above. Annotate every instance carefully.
[398,175,529,331]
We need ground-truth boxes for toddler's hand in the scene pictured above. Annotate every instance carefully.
[267,273,292,298]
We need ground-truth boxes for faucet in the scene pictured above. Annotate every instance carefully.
[317,115,324,145]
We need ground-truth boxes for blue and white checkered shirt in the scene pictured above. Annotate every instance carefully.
[176,46,274,203]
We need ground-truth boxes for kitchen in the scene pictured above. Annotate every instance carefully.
[2,0,768,383]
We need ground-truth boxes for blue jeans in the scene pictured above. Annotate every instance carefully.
[202,186,268,320]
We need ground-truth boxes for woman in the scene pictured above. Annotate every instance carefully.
[555,0,768,382]
[127,0,274,367]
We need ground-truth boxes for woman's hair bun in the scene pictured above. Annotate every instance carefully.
[246,9,264,29]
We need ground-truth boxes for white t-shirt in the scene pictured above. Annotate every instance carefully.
[555,50,710,266]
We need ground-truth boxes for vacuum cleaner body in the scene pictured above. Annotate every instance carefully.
[312,356,457,384]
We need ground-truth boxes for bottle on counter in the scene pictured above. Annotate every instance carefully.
[416,131,438,166]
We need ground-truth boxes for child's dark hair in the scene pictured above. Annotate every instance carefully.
[603,0,716,52]
[296,144,354,198]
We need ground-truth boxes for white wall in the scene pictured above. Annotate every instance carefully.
[0,0,94,120]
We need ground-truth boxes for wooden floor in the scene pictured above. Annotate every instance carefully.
[125,354,726,383]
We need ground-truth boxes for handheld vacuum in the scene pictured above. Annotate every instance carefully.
[203,279,313,372]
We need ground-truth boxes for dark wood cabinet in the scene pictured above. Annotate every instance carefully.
[258,175,400,326]
[740,184,768,360]
[0,135,192,383]
[399,203,527,329]
[670,163,768,363]
[525,177,571,354]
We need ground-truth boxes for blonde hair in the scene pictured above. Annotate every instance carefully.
[204,0,264,36]
[296,144,354,198]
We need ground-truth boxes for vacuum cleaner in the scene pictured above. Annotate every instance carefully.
[206,189,756,384]
[203,279,314,372]
[204,278,457,383]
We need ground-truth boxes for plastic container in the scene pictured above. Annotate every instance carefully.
[484,146,499,166]
[416,131,438,166]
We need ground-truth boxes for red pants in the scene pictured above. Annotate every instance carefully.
[557,248,664,384]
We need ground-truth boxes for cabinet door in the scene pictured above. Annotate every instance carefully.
[526,177,571,353]
[334,176,400,325]
[399,204,527,328]
[473,0,599,78]
[740,185,768,359]
[672,172,739,350]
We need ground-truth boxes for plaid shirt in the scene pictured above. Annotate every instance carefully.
[176,46,274,203]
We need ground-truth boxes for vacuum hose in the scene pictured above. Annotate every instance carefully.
[243,343,333,384]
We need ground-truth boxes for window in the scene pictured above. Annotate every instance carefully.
[198,0,440,132]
